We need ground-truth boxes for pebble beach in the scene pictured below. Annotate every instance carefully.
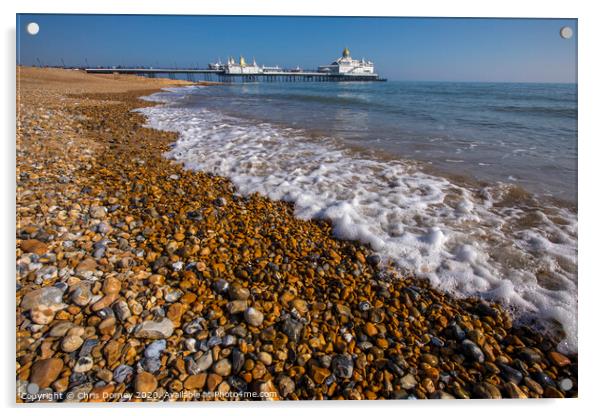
[16,67,578,401]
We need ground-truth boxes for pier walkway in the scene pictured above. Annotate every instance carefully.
[85,68,386,82]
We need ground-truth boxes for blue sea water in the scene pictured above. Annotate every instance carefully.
[139,81,578,352]
[180,81,578,202]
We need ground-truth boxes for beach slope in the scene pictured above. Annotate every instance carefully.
[16,67,577,401]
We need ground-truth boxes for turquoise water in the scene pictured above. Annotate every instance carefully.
[179,81,577,202]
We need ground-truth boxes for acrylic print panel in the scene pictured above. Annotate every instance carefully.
[16,14,577,402]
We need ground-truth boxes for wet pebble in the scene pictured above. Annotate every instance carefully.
[134,318,174,339]
[61,335,84,353]
[195,351,214,373]
[400,374,417,390]
[213,358,232,377]
[113,364,134,383]
[462,339,485,363]
[281,318,304,343]
[74,356,93,373]
[144,340,166,359]
[331,354,354,379]
[135,372,157,394]
[498,362,523,385]
[244,307,264,327]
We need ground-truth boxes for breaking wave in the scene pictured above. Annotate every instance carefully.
[138,86,578,353]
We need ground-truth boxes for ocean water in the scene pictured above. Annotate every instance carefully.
[138,81,578,352]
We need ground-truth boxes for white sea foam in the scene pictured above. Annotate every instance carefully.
[139,87,578,353]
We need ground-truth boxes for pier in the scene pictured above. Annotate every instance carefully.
[85,49,387,82]
[84,68,386,82]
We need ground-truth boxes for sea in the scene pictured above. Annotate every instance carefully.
[138,81,578,352]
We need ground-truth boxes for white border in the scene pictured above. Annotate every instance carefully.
[3,1,601,415]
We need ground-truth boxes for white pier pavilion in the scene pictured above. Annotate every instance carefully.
[223,56,263,74]
[318,48,375,75]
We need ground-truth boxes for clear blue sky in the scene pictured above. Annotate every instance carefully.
[17,14,577,82]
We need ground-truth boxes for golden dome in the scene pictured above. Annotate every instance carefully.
[239,56,246,66]
[342,47,350,58]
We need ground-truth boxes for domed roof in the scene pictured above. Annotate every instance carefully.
[342,47,350,58]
